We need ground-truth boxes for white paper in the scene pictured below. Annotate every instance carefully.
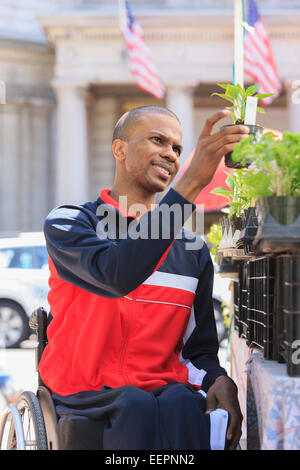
[244,96,258,125]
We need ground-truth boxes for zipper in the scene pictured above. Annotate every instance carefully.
[119,289,137,383]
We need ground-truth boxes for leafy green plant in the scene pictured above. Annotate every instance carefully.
[231,131,300,196]
[211,83,273,124]
[221,301,231,330]
[206,223,222,263]
[210,169,253,217]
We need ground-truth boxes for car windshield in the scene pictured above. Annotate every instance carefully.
[0,245,48,269]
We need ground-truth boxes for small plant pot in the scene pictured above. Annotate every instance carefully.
[229,215,243,247]
[254,196,300,254]
[219,216,229,249]
[236,207,259,254]
[221,124,264,169]
[216,252,240,278]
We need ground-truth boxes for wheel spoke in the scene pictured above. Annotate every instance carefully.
[21,408,37,450]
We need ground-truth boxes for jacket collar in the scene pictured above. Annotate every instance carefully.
[99,189,136,219]
[99,189,158,220]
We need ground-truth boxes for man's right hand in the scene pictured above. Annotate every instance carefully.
[173,110,249,203]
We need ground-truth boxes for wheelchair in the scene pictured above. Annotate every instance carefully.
[0,305,146,451]
[0,307,116,450]
[0,307,240,451]
[0,307,60,450]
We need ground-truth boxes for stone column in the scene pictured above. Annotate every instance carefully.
[54,83,88,206]
[286,80,300,133]
[166,84,196,181]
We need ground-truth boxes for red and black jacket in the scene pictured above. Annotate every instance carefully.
[39,188,227,396]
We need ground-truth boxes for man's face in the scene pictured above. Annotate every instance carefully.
[120,113,183,194]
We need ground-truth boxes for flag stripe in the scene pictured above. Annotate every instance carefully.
[244,51,281,91]
[119,0,165,100]
[127,48,162,79]
[244,0,281,106]
[245,32,279,81]
[130,67,165,98]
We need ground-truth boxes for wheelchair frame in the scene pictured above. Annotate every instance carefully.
[0,307,60,450]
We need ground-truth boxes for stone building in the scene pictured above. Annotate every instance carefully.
[0,0,299,233]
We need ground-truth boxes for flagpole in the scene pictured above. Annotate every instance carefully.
[234,0,244,88]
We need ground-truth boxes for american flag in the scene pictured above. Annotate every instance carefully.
[244,0,281,106]
[119,0,165,100]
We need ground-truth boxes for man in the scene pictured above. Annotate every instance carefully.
[39,105,248,450]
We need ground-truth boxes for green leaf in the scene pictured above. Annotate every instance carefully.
[225,84,240,99]
[210,187,231,200]
[225,174,236,190]
[211,92,235,104]
[229,111,237,123]
[235,84,246,100]
[216,83,228,91]
[246,84,259,96]
[255,93,275,100]
[257,106,266,114]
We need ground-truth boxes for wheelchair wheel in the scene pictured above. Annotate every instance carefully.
[14,391,48,450]
[0,403,25,450]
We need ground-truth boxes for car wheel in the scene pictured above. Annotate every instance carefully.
[213,299,228,345]
[0,300,30,349]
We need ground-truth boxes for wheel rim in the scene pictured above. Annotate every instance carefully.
[0,405,26,450]
[16,393,48,450]
[19,407,38,450]
[0,306,24,348]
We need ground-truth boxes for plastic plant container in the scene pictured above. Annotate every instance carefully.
[223,124,264,169]
[280,254,300,377]
[254,196,300,254]
[233,279,240,332]
[236,207,259,255]
[247,255,276,359]
[238,262,249,340]
[273,255,286,364]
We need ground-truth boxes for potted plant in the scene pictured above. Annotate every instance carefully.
[211,83,274,168]
[206,220,240,277]
[231,131,300,253]
[206,223,222,263]
[210,169,252,248]
[235,206,259,255]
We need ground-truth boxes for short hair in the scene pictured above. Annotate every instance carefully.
[112,105,180,143]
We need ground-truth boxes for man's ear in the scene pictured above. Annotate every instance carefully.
[112,139,127,162]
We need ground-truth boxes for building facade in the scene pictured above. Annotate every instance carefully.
[0,0,300,232]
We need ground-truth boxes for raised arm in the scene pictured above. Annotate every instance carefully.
[44,188,194,298]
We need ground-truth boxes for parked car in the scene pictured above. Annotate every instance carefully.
[0,233,49,348]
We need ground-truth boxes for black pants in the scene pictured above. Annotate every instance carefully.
[52,383,227,450]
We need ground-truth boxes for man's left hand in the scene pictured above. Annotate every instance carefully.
[205,375,243,450]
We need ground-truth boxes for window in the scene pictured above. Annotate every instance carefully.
[0,246,48,269]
